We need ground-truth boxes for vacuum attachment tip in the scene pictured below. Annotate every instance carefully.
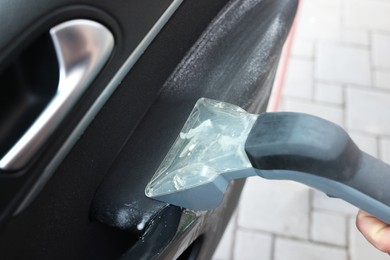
[145,98,257,209]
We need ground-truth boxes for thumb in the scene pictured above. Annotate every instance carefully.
[356,210,390,254]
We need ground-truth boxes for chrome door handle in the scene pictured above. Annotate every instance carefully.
[0,19,114,171]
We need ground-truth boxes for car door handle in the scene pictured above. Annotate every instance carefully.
[0,19,114,171]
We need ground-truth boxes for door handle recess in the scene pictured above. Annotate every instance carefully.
[0,19,114,171]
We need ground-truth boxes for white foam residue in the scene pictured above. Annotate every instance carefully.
[137,217,147,230]
[163,0,266,93]
[116,208,130,228]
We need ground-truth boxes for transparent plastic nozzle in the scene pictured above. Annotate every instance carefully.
[145,98,258,198]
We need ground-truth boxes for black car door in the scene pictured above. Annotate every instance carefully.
[0,0,297,259]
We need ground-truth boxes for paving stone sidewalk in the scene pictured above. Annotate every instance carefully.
[213,0,390,259]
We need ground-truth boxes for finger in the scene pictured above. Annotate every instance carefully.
[356,210,390,254]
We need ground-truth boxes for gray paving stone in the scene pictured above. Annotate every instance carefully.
[300,0,341,24]
[274,237,348,260]
[295,0,342,42]
[312,190,358,216]
[315,43,371,86]
[233,229,272,260]
[348,218,390,260]
[213,213,236,260]
[291,38,314,58]
[238,178,310,239]
[283,58,314,99]
[314,82,343,105]
[281,98,343,126]
[373,70,390,89]
[380,138,390,164]
[341,29,369,47]
[372,33,390,70]
[344,0,390,31]
[310,210,347,246]
[346,87,390,135]
[296,17,341,43]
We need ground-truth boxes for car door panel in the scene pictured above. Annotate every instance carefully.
[0,0,297,259]
[92,0,297,258]
[0,0,182,220]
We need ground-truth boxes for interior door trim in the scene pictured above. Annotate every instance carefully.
[0,19,114,171]
[14,0,184,215]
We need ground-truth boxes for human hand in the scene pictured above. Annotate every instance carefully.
[356,210,390,254]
